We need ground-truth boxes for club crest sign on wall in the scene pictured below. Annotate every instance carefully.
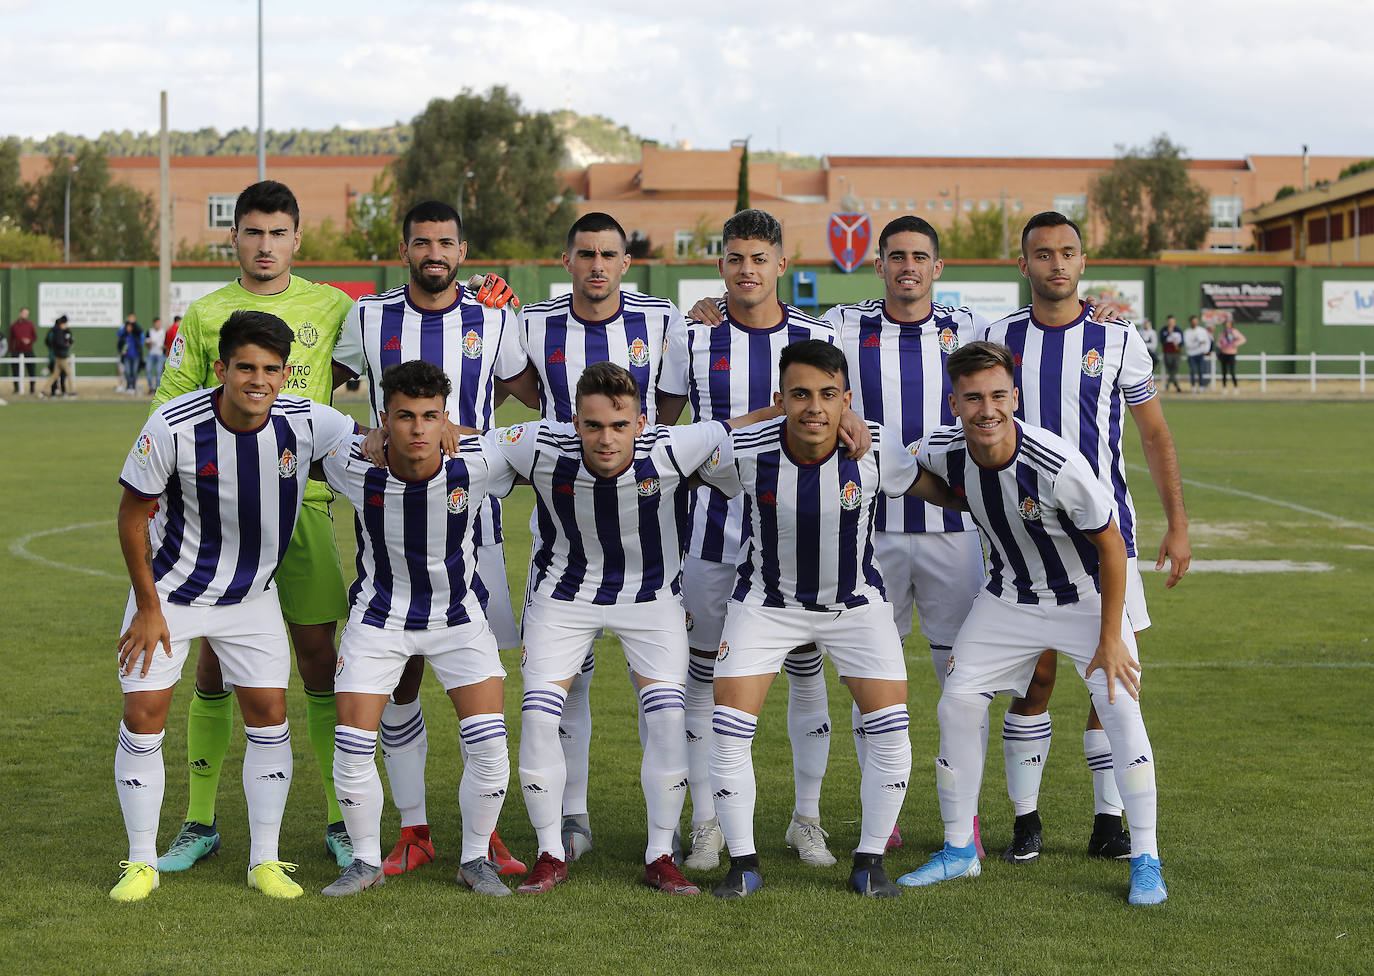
[828,213,871,274]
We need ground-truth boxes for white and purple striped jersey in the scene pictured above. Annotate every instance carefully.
[658,301,835,563]
[916,420,1115,606]
[519,291,683,423]
[331,283,526,547]
[828,299,982,535]
[488,419,728,605]
[978,304,1156,556]
[321,433,513,630]
[698,418,921,612]
[118,389,356,606]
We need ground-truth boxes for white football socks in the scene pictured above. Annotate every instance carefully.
[684,651,716,824]
[519,682,568,858]
[856,705,911,855]
[709,705,759,858]
[1084,727,1125,816]
[333,725,382,866]
[242,722,293,867]
[936,691,991,848]
[1002,709,1051,816]
[458,713,509,864]
[380,698,428,828]
[114,722,165,865]
[560,651,595,818]
[1091,691,1158,857]
[639,683,688,862]
[784,647,829,821]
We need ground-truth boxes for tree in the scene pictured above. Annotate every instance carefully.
[23,144,157,260]
[0,216,62,262]
[941,206,1007,259]
[295,217,359,262]
[392,87,575,259]
[1089,134,1210,258]
[735,139,750,213]
[0,138,23,219]
[343,170,401,261]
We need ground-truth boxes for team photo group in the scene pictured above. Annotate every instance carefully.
[108,177,1188,908]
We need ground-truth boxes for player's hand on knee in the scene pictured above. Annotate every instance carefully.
[469,273,519,310]
[689,296,726,325]
[361,427,388,466]
[1086,635,1140,704]
[838,408,871,459]
[118,610,172,677]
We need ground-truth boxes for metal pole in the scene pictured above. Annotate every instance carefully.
[63,164,76,262]
[257,0,265,181]
[159,91,171,324]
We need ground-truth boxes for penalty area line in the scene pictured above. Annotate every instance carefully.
[9,520,123,581]
[1126,464,1373,533]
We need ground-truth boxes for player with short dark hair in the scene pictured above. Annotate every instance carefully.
[976,213,1189,866]
[318,359,517,898]
[698,339,955,899]
[900,340,1166,906]
[110,311,359,902]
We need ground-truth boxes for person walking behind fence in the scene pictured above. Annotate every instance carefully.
[1215,323,1245,393]
[44,316,76,398]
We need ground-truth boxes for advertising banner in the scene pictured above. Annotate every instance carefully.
[934,282,1021,322]
[38,281,123,328]
[1199,281,1284,327]
[1320,280,1374,326]
[1079,279,1146,322]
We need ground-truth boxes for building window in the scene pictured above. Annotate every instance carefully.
[1052,194,1087,219]
[978,200,992,212]
[1013,200,1024,213]
[207,194,237,229]
[1210,195,1243,230]
[1308,216,1328,246]
[704,233,724,257]
[927,200,937,211]
[943,199,953,211]
[674,231,694,259]
[1260,225,1292,252]
[905,200,916,210]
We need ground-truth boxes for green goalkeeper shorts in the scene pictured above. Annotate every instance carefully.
[275,502,348,626]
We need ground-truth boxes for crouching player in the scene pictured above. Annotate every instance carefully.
[698,340,959,899]
[898,341,1165,905]
[110,311,359,901]
[318,360,516,898]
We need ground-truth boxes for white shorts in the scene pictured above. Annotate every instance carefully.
[715,601,907,682]
[117,587,290,694]
[1125,556,1150,632]
[334,613,504,694]
[680,554,737,651]
[874,531,985,645]
[944,591,1140,699]
[520,593,689,685]
[477,542,519,649]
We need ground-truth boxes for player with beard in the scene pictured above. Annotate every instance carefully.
[332,200,531,877]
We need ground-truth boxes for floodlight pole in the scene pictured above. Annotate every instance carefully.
[257,0,265,181]
[63,162,79,263]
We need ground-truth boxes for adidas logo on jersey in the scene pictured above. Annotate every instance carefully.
[366,493,385,508]
[256,771,288,781]
[758,491,777,506]
[548,348,566,364]
[806,723,830,738]
[711,356,730,371]
[197,461,218,477]
[862,333,882,348]
[555,482,575,496]
[383,336,402,351]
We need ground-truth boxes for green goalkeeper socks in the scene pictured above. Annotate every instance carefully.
[304,687,344,824]
[184,688,233,826]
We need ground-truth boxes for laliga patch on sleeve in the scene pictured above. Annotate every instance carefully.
[167,334,186,369]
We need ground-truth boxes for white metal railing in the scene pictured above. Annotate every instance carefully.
[1236,352,1369,393]
[0,355,124,390]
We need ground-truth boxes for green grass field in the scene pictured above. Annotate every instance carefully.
[1,396,1371,975]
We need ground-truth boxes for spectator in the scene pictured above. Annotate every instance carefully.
[1183,315,1210,393]
[165,314,182,354]
[1215,322,1246,394]
[145,316,167,393]
[9,307,38,395]
[1138,319,1159,376]
[1160,315,1184,393]
[118,318,143,395]
[44,316,76,398]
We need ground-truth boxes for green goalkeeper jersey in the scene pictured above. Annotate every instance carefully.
[153,274,355,508]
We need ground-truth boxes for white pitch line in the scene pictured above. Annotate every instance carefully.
[1126,464,1373,532]
[1149,660,1374,670]
[8,520,123,581]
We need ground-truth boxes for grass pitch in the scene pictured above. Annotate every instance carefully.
[0,395,1371,976]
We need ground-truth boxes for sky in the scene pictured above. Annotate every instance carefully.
[2,0,1371,160]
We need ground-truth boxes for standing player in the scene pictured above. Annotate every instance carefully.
[657,209,850,871]
[899,340,1166,905]
[318,361,515,898]
[489,363,763,895]
[978,212,1189,864]
[110,311,359,901]
[698,340,953,899]
[506,211,686,861]
[331,200,527,876]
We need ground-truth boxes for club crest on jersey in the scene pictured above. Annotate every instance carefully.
[296,322,319,348]
[717,640,729,662]
[627,337,650,368]
[1081,348,1104,377]
[637,477,660,497]
[503,424,526,443]
[278,449,297,478]
[946,653,956,677]
[335,655,345,678]
[447,486,468,514]
[840,480,861,510]
[1018,495,1043,522]
[707,446,721,470]
[684,610,694,632]
[167,334,185,368]
[132,433,153,467]
[462,329,483,359]
[907,439,921,456]
[938,327,959,354]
